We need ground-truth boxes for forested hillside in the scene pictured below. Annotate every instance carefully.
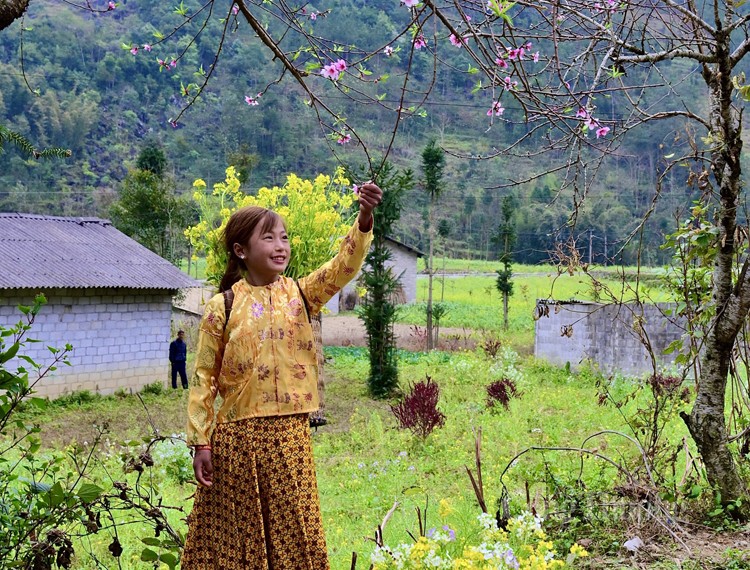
[1,0,743,265]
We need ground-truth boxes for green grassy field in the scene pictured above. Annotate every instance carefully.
[5,266,727,569]
[11,345,705,569]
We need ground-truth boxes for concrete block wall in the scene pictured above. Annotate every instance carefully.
[534,300,682,376]
[0,288,173,398]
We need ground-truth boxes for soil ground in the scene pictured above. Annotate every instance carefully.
[321,315,477,352]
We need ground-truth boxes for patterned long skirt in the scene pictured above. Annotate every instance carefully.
[181,414,329,570]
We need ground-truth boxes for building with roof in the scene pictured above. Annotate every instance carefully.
[0,213,200,398]
[326,236,424,314]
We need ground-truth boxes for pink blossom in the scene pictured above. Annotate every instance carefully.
[232,4,239,14]
[337,133,351,144]
[142,44,152,52]
[170,59,177,69]
[130,46,138,55]
[584,117,599,130]
[322,67,337,80]
[495,57,508,69]
[245,94,260,106]
[158,59,167,69]
[310,12,317,20]
[487,101,505,116]
[352,184,360,195]
[108,1,116,10]
[321,64,339,80]
[507,48,520,60]
[449,34,465,47]
[334,59,347,72]
[533,52,539,62]
[169,120,178,128]
[414,35,427,49]
[596,126,610,138]
[401,0,419,6]
[384,45,394,57]
[503,76,517,90]
[576,107,588,119]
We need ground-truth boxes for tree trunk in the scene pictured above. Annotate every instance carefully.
[426,207,435,351]
[503,292,509,331]
[0,0,29,32]
[681,57,748,509]
[683,332,746,505]
[309,313,327,425]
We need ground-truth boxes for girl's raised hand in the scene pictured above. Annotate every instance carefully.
[356,182,383,231]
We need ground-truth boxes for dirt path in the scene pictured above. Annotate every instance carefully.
[322,315,476,351]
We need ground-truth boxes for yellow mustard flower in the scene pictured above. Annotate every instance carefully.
[569,544,588,558]
[438,498,454,519]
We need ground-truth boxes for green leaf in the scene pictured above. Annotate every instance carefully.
[141,537,162,547]
[0,342,19,364]
[160,552,178,569]
[402,485,424,496]
[49,481,65,508]
[141,548,159,562]
[77,483,104,503]
[28,480,51,493]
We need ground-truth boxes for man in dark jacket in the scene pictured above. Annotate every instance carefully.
[169,330,188,389]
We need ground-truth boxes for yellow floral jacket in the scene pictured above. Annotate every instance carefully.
[186,223,373,446]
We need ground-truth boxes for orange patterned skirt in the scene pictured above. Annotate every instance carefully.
[181,414,329,570]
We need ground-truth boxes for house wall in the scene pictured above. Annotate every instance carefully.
[0,288,172,398]
[534,300,683,376]
[325,241,420,314]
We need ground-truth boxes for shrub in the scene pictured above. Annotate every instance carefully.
[390,376,446,439]
[140,381,165,396]
[480,334,503,358]
[52,389,100,407]
[486,377,522,410]
[151,436,193,484]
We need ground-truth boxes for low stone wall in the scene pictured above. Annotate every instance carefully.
[0,288,173,398]
[534,300,683,376]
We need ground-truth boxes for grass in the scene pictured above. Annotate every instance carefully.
[5,270,727,569]
[9,346,705,570]
[397,270,673,355]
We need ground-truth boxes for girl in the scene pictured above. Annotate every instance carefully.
[181,182,382,569]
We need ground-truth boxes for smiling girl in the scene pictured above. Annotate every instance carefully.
[181,183,382,569]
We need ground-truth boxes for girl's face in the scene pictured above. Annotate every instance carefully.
[235,218,290,286]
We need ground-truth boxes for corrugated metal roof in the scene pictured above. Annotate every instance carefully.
[0,213,202,290]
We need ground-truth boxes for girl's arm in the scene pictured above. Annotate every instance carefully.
[186,293,226,447]
[298,182,381,311]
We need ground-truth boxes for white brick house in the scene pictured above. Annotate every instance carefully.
[325,236,423,314]
[0,213,200,398]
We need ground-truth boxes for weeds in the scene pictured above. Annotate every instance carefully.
[486,378,522,410]
[390,376,446,439]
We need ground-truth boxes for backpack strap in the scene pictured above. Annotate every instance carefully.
[222,289,234,333]
[296,280,311,323]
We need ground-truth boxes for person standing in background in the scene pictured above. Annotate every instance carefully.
[169,330,188,389]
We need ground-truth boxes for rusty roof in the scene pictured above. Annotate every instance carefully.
[0,213,201,290]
